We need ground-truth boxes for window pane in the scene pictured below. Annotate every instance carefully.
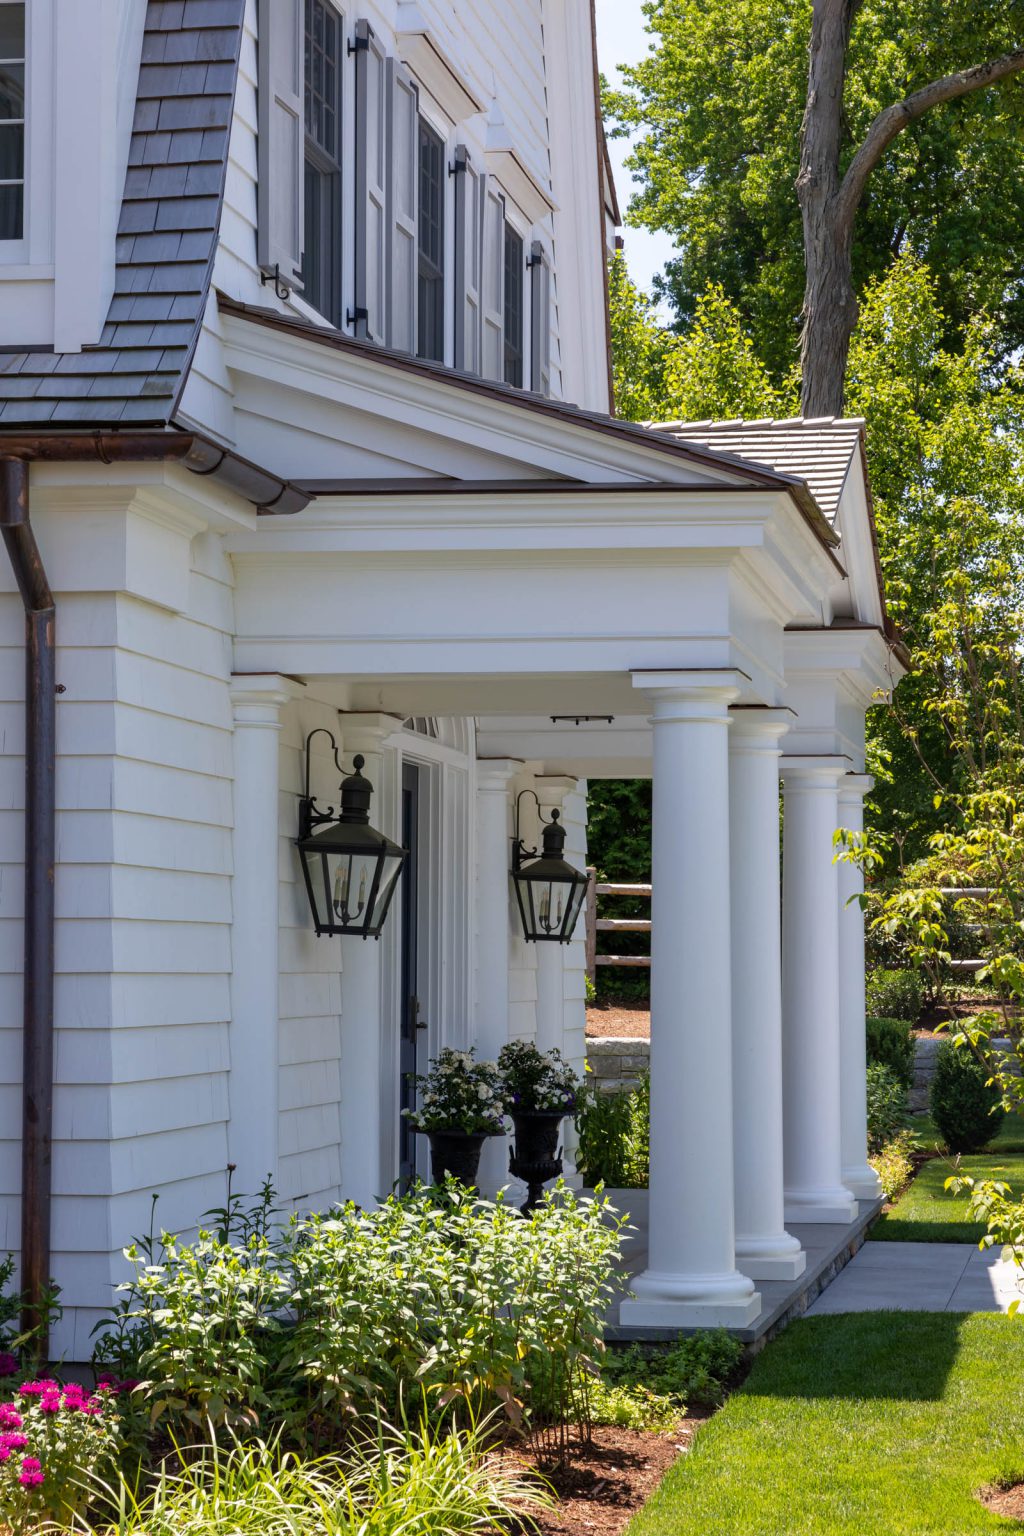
[503,225,524,387]
[417,120,445,361]
[0,62,22,119]
[0,121,22,179]
[302,0,342,322]
[0,5,24,61]
[0,182,22,239]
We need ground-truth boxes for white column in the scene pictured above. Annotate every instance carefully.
[729,712,806,1280]
[533,776,580,1057]
[475,759,523,1194]
[620,672,760,1329]
[228,676,292,1196]
[780,759,858,1223]
[838,774,883,1200]
[339,714,401,1209]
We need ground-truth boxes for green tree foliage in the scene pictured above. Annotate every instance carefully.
[606,0,1024,378]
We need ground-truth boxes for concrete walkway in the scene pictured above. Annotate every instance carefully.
[806,1240,1024,1314]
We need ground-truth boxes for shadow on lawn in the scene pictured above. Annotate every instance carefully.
[743,1312,965,1402]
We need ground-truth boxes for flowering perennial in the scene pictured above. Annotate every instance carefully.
[498,1041,582,1113]
[0,1378,120,1532]
[403,1047,507,1134]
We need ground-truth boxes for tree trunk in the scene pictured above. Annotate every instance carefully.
[797,0,858,419]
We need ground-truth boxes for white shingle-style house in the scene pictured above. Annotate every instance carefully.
[0,0,902,1358]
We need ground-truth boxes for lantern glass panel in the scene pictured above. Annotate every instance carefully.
[300,844,404,937]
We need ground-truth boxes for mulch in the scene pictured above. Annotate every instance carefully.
[979,1482,1024,1520]
[586,1006,650,1040]
[501,1418,705,1536]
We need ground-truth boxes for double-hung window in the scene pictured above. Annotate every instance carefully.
[0,2,25,242]
[302,0,342,323]
[502,224,524,388]
[416,118,444,362]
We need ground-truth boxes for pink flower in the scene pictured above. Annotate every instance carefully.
[18,1379,58,1398]
[0,1352,17,1378]
[0,1406,22,1430]
[39,1393,61,1415]
[0,1433,28,1450]
[18,1457,44,1488]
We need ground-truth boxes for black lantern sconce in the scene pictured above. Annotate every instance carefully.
[297,729,407,939]
[511,790,590,944]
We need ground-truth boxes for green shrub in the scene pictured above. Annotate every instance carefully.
[868,1129,916,1200]
[930,1043,1006,1153]
[866,1015,916,1090]
[588,1380,681,1432]
[866,1063,907,1153]
[95,1181,623,1449]
[865,968,923,1023]
[575,1074,650,1188]
[601,1330,743,1410]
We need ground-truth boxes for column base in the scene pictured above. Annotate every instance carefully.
[843,1163,884,1201]
[620,1267,762,1328]
[620,1293,762,1329]
[735,1232,807,1281]
[785,1187,859,1225]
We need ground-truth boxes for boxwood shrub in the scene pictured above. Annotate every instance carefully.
[929,1043,1005,1153]
[865,967,922,1024]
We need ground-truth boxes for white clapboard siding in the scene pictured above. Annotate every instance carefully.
[276,698,344,1208]
[0,502,238,1357]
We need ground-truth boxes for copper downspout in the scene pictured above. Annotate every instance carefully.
[0,458,55,1355]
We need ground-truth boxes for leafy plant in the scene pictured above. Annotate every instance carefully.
[868,1130,917,1200]
[94,1181,625,1455]
[930,1043,1005,1154]
[79,1416,552,1536]
[588,1379,681,1432]
[866,1016,916,1091]
[498,1041,582,1113]
[575,1076,650,1188]
[864,969,922,1024]
[602,1331,743,1411]
[866,1064,908,1154]
[403,1049,506,1135]
[0,1380,121,1534]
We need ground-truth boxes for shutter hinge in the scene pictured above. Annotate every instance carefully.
[346,306,369,327]
[449,146,469,178]
[348,30,370,55]
[259,263,291,301]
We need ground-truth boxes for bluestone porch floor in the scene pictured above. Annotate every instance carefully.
[605,1196,886,1345]
[805,1239,1024,1315]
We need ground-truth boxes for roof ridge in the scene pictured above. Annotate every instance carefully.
[648,416,866,431]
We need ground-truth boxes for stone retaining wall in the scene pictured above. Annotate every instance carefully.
[586,1036,650,1092]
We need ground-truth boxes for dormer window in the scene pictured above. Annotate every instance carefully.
[0,2,25,242]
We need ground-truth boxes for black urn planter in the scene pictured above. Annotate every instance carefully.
[421,1128,492,1188]
[509,1108,568,1213]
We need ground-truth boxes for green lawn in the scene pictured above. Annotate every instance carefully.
[626,1313,1024,1536]
[871,1114,1024,1243]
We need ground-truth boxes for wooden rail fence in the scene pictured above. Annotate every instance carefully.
[583,881,999,985]
[585,868,651,984]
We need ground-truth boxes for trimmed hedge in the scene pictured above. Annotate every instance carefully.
[866,1015,915,1090]
[865,968,922,1023]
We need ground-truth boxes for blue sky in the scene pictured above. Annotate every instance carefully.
[593,0,676,304]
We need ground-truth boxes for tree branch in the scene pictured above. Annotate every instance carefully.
[837,49,1024,232]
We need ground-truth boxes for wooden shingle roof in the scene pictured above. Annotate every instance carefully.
[0,0,244,428]
[648,418,865,524]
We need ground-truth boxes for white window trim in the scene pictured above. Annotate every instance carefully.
[0,0,51,267]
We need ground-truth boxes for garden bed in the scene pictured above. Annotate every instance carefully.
[502,1419,703,1536]
[871,1114,1024,1242]
[586,1005,650,1039]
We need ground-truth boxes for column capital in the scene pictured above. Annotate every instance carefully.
[476,757,524,792]
[230,674,296,727]
[838,773,875,805]
[341,712,404,755]
[632,669,748,722]
[780,754,853,789]
[533,774,580,809]
[729,706,794,750]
